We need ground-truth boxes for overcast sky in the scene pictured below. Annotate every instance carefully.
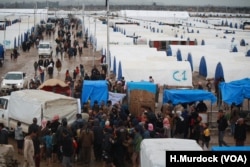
[7,0,250,7]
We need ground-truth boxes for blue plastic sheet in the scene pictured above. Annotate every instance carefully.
[163,89,217,105]
[81,80,109,107]
[127,82,157,94]
[219,78,250,105]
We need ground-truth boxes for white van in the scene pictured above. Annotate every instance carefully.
[38,41,53,58]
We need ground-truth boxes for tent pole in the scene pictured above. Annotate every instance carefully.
[106,0,110,77]
[210,103,212,127]
[247,99,249,111]
[218,85,221,110]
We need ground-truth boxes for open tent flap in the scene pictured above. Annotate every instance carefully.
[219,78,250,105]
[81,80,109,107]
[163,89,217,105]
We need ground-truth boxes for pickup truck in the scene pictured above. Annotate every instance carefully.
[38,41,53,58]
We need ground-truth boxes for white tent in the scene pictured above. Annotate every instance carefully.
[140,138,203,167]
[0,9,48,49]
[121,60,192,86]
[104,45,192,86]
[215,61,250,82]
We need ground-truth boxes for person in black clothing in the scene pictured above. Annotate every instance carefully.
[92,119,104,162]
[0,123,8,144]
[111,128,126,167]
[174,111,185,138]
[38,59,44,67]
[47,64,54,79]
[196,101,208,113]
[91,65,100,80]
[43,59,50,68]
[28,118,40,167]
[217,110,229,146]
[56,118,72,163]
[62,129,74,167]
[84,73,90,80]
[144,106,157,128]
[234,118,247,146]
[102,127,114,167]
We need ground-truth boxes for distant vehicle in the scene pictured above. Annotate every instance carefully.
[1,71,28,90]
[63,18,70,25]
[46,23,55,30]
[47,17,57,23]
[38,41,53,58]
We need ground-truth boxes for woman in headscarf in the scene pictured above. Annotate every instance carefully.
[55,59,62,74]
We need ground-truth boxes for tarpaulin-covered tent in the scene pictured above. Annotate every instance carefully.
[127,81,157,94]
[38,79,71,96]
[81,80,108,107]
[127,81,157,116]
[163,89,217,105]
[219,78,250,105]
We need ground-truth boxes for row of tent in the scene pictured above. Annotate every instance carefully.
[81,78,250,109]
[167,45,250,82]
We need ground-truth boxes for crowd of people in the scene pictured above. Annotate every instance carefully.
[0,97,248,167]
[0,13,249,167]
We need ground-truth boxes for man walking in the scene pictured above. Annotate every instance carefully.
[217,110,229,146]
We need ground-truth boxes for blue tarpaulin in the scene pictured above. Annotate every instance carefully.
[211,146,250,151]
[81,80,109,107]
[219,78,250,105]
[163,89,217,105]
[127,81,157,94]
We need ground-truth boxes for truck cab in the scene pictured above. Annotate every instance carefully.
[0,96,10,129]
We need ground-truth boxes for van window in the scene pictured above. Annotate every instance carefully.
[0,98,8,109]
[40,44,50,48]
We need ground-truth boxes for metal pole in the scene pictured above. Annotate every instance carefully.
[4,17,6,50]
[88,16,90,59]
[34,3,35,29]
[82,4,85,37]
[28,16,30,35]
[19,16,21,51]
[106,0,110,77]
[174,13,176,36]
[92,18,96,66]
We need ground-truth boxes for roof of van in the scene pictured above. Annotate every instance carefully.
[39,41,52,44]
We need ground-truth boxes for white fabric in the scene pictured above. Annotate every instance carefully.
[108,92,126,105]
[140,138,203,167]
[8,90,78,133]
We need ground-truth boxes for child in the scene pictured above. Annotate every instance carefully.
[14,121,24,154]
[201,123,211,150]
[163,114,171,138]
[43,130,53,166]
